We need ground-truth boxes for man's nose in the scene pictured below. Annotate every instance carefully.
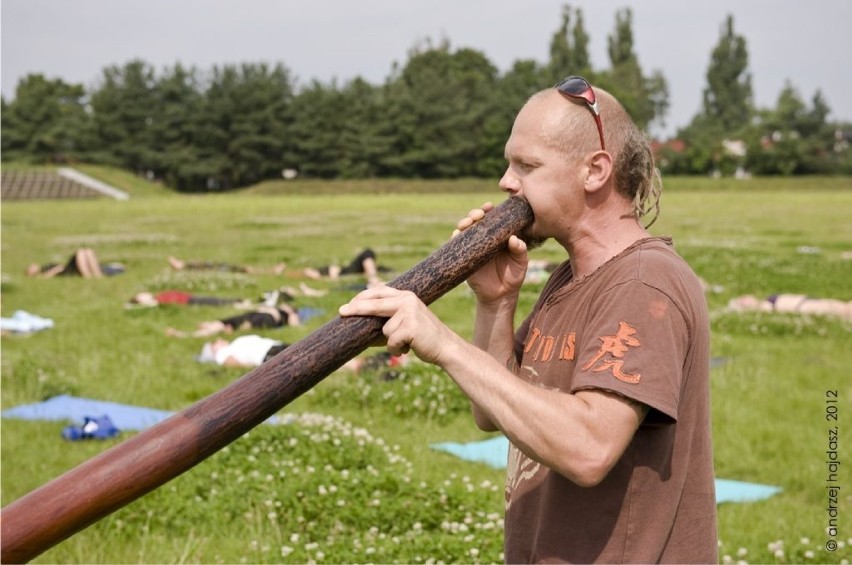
[498,169,520,194]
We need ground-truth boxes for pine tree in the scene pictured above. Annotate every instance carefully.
[701,15,753,133]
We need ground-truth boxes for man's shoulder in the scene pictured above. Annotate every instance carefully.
[609,237,704,297]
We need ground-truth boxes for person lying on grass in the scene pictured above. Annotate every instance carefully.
[301,248,391,288]
[129,283,327,309]
[26,248,125,278]
[727,294,852,320]
[196,334,409,372]
[168,256,286,275]
[166,303,301,338]
[128,290,254,308]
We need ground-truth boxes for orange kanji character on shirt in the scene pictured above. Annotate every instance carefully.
[582,321,642,384]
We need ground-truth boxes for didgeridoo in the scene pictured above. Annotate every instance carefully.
[1,196,534,563]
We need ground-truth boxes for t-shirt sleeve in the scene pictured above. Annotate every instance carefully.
[570,280,689,423]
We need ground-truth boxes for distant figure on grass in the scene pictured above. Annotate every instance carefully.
[26,248,125,278]
[168,256,286,275]
[166,303,301,338]
[727,294,852,320]
[196,334,410,373]
[127,290,253,308]
[197,335,289,367]
[302,248,390,288]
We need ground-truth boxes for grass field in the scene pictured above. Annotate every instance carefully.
[2,174,852,563]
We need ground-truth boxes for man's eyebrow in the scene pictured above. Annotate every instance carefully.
[506,151,543,167]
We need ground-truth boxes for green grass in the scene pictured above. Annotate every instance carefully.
[2,174,852,563]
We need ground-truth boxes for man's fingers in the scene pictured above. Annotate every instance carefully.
[508,235,528,255]
[454,202,495,233]
[338,287,411,318]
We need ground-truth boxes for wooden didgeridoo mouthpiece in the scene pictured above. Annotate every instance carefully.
[1,196,533,563]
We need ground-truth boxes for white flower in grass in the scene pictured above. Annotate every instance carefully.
[290,533,300,543]
[721,556,732,564]
[737,547,747,557]
[800,537,810,545]
[804,550,814,559]
[280,546,294,557]
[469,548,480,558]
[768,540,783,553]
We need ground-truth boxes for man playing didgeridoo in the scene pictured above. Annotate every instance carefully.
[340,76,716,563]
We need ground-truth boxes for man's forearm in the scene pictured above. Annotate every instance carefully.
[471,298,518,430]
[473,297,518,361]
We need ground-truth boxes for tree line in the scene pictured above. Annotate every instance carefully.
[2,7,849,191]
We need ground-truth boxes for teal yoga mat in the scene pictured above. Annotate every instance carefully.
[431,436,782,504]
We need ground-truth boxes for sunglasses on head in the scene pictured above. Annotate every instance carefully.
[555,75,606,151]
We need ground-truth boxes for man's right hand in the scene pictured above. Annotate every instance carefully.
[453,202,529,305]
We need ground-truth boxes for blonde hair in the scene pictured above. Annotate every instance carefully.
[541,88,662,228]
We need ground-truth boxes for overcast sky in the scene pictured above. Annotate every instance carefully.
[2,0,851,137]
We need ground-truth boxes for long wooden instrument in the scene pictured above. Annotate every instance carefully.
[1,196,534,563]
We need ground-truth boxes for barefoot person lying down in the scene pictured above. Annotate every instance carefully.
[128,290,252,308]
[166,304,301,338]
[727,294,852,320]
[27,248,125,278]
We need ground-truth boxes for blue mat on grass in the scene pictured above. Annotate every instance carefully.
[2,394,291,432]
[2,394,175,431]
[431,436,782,504]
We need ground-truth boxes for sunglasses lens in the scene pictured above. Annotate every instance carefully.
[557,76,595,105]
[558,77,589,96]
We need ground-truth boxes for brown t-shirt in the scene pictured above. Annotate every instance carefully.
[504,237,717,564]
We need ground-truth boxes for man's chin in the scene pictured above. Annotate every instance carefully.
[518,226,547,251]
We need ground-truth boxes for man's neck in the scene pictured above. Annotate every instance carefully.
[561,217,650,280]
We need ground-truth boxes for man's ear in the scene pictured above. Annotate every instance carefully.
[584,151,613,194]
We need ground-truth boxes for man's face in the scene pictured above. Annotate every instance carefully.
[499,94,583,246]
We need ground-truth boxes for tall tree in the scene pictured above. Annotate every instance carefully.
[701,14,753,133]
[1,74,90,163]
[287,79,347,178]
[88,60,159,173]
[148,64,205,189]
[337,77,395,178]
[194,62,294,190]
[596,8,669,130]
[382,41,498,178]
[547,5,592,82]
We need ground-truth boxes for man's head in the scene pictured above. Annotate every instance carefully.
[501,77,661,243]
